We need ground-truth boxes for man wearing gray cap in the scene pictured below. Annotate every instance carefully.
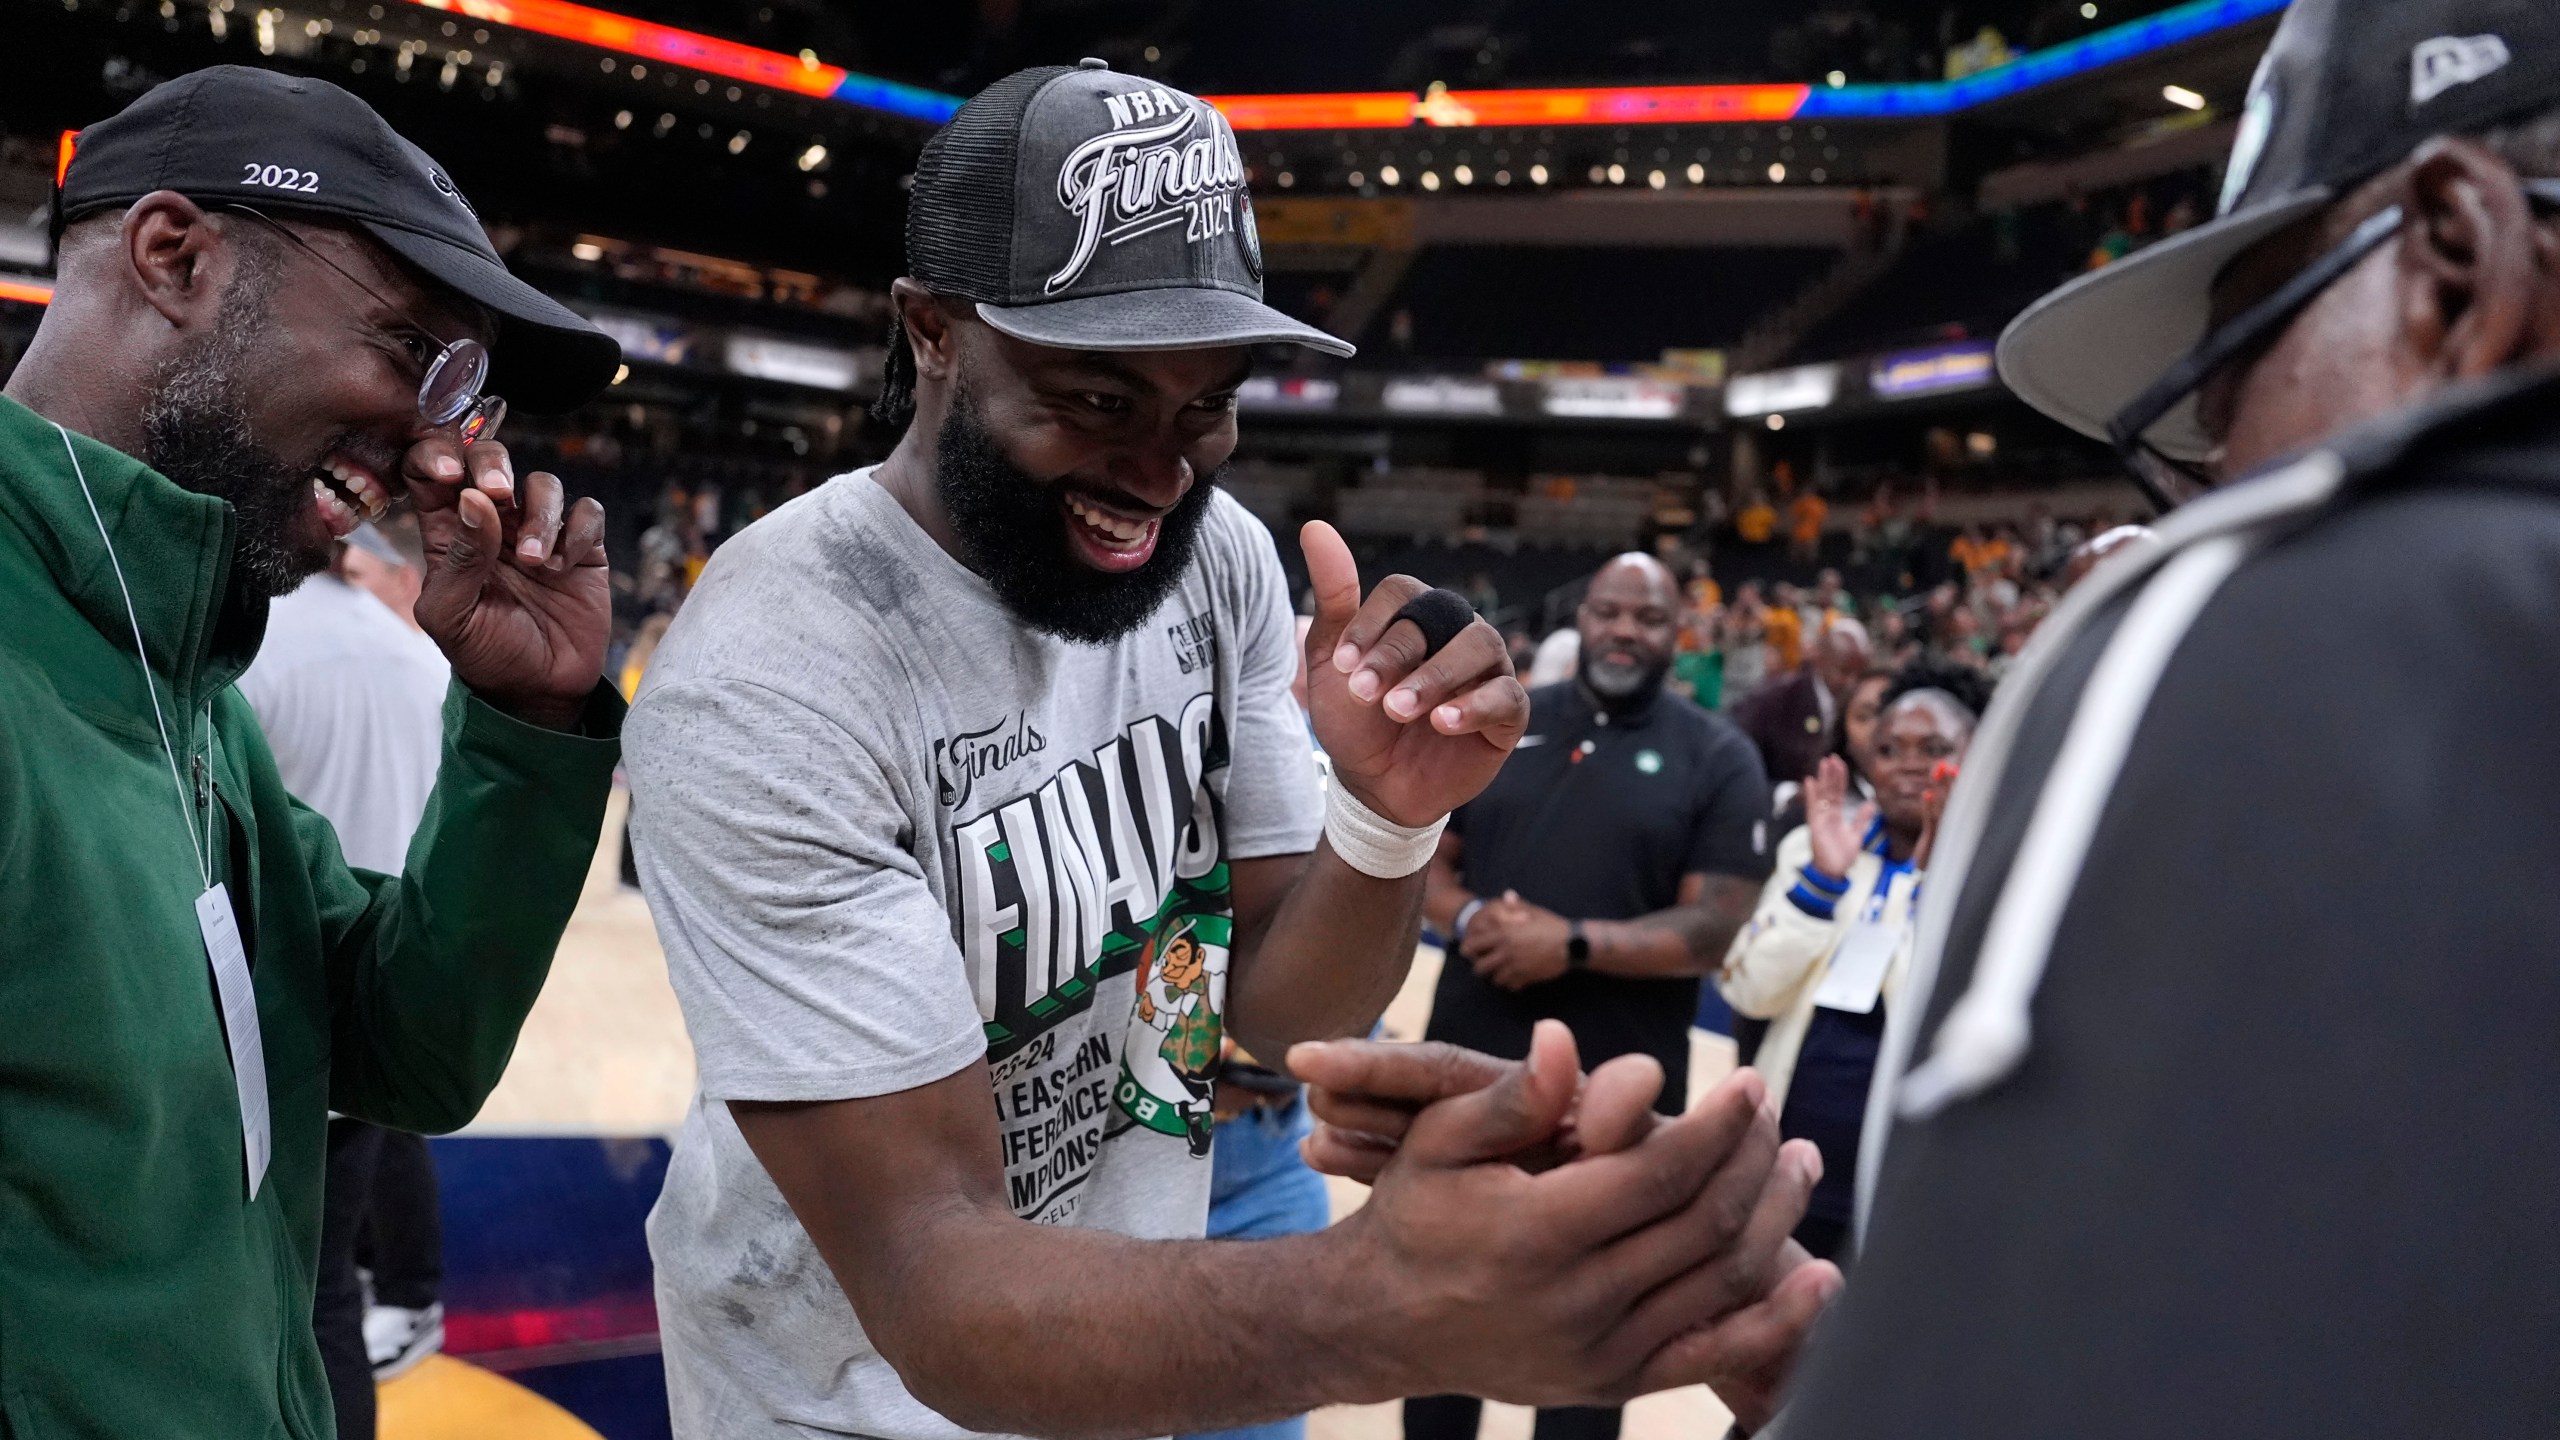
[627,59,1829,1440]
[0,65,622,1436]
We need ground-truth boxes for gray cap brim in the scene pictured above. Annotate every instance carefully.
[1997,187,2331,462]
[977,288,1355,358]
[364,221,623,415]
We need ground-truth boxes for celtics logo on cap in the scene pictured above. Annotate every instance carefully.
[1238,189,1263,283]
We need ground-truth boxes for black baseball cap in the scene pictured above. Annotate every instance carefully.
[1999,0,2560,461]
[59,65,619,414]
[906,59,1353,358]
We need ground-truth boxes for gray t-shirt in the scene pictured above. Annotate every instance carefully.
[627,469,1322,1440]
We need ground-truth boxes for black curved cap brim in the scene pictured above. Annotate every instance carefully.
[364,221,621,415]
[976,288,1355,358]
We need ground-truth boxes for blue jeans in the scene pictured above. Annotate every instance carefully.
[1176,1095,1332,1440]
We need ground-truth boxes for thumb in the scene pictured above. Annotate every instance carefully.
[417,486,503,639]
[1401,1019,1581,1167]
[1300,520,1362,666]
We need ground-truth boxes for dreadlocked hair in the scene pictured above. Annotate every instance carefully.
[872,310,919,435]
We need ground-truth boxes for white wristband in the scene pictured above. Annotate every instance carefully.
[1324,783,1448,880]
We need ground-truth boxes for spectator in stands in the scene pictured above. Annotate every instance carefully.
[1810,568,1852,620]
[1670,565,1725,711]
[1947,523,2011,585]
[1720,685,1973,1265]
[1736,489,1779,546]
[1764,582,1807,674]
[1789,486,1830,563]
[1416,552,1773,1440]
[1870,604,1916,667]
[1463,570,1501,617]
[1935,603,1990,671]
[239,518,455,1438]
[1720,581,1771,703]
[1732,617,1872,786]
[1524,625,1581,688]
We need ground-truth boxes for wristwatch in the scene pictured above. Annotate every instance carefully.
[1566,921,1590,970]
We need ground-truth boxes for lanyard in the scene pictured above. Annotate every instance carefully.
[57,422,214,890]
[1857,813,1918,926]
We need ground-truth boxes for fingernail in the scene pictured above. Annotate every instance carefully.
[518,538,543,561]
[1434,704,1462,729]
[1348,669,1381,703]
[1333,643,1360,675]
[1385,688,1419,719]
[457,502,481,529]
[431,455,462,480]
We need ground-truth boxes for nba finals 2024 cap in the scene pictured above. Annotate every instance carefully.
[904,58,1354,359]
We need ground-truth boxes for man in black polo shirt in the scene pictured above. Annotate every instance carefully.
[1409,553,1771,1440]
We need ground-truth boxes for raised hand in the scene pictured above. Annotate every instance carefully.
[401,432,608,731]
[1301,520,1528,827]
[1802,754,1874,880]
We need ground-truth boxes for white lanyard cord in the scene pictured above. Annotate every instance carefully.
[56,422,213,891]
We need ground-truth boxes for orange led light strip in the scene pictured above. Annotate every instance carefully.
[0,279,55,306]
[400,0,960,117]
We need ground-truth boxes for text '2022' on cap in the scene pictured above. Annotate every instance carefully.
[1998,0,2560,461]
[59,65,620,413]
[907,58,1354,358]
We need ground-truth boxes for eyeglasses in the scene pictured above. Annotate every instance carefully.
[2109,178,2560,510]
[222,205,506,445]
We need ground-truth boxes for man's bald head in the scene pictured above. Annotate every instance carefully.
[1811,616,1872,698]
[1577,553,1681,705]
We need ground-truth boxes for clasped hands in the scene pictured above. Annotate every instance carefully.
[1288,1024,1840,1432]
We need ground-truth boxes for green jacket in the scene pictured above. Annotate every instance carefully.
[0,396,622,1438]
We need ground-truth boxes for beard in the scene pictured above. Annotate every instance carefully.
[139,272,331,600]
[934,383,1219,645]
[1581,649,1668,703]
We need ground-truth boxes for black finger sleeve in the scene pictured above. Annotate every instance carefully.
[1389,588,1479,662]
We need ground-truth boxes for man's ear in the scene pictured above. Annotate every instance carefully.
[120,190,229,332]
[2400,137,2539,381]
[890,277,960,383]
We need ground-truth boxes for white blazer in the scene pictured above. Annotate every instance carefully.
[1717,825,1922,1113]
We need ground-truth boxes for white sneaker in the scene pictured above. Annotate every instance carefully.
[364,1302,444,1382]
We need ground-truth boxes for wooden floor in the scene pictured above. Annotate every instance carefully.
[380,1356,605,1439]
[464,791,1741,1440]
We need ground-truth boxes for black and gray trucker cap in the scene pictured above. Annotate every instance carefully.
[1998,0,2560,461]
[59,65,620,413]
[908,59,1354,357]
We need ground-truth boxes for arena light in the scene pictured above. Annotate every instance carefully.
[1869,340,1997,399]
[1382,376,1504,416]
[725,334,860,391]
[1541,377,1684,420]
[1725,363,1839,417]
[2162,84,2207,110]
[398,0,2280,134]
[1203,92,1417,131]
[395,0,960,121]
[1427,83,1809,128]
[0,277,55,307]
[1199,0,2285,132]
